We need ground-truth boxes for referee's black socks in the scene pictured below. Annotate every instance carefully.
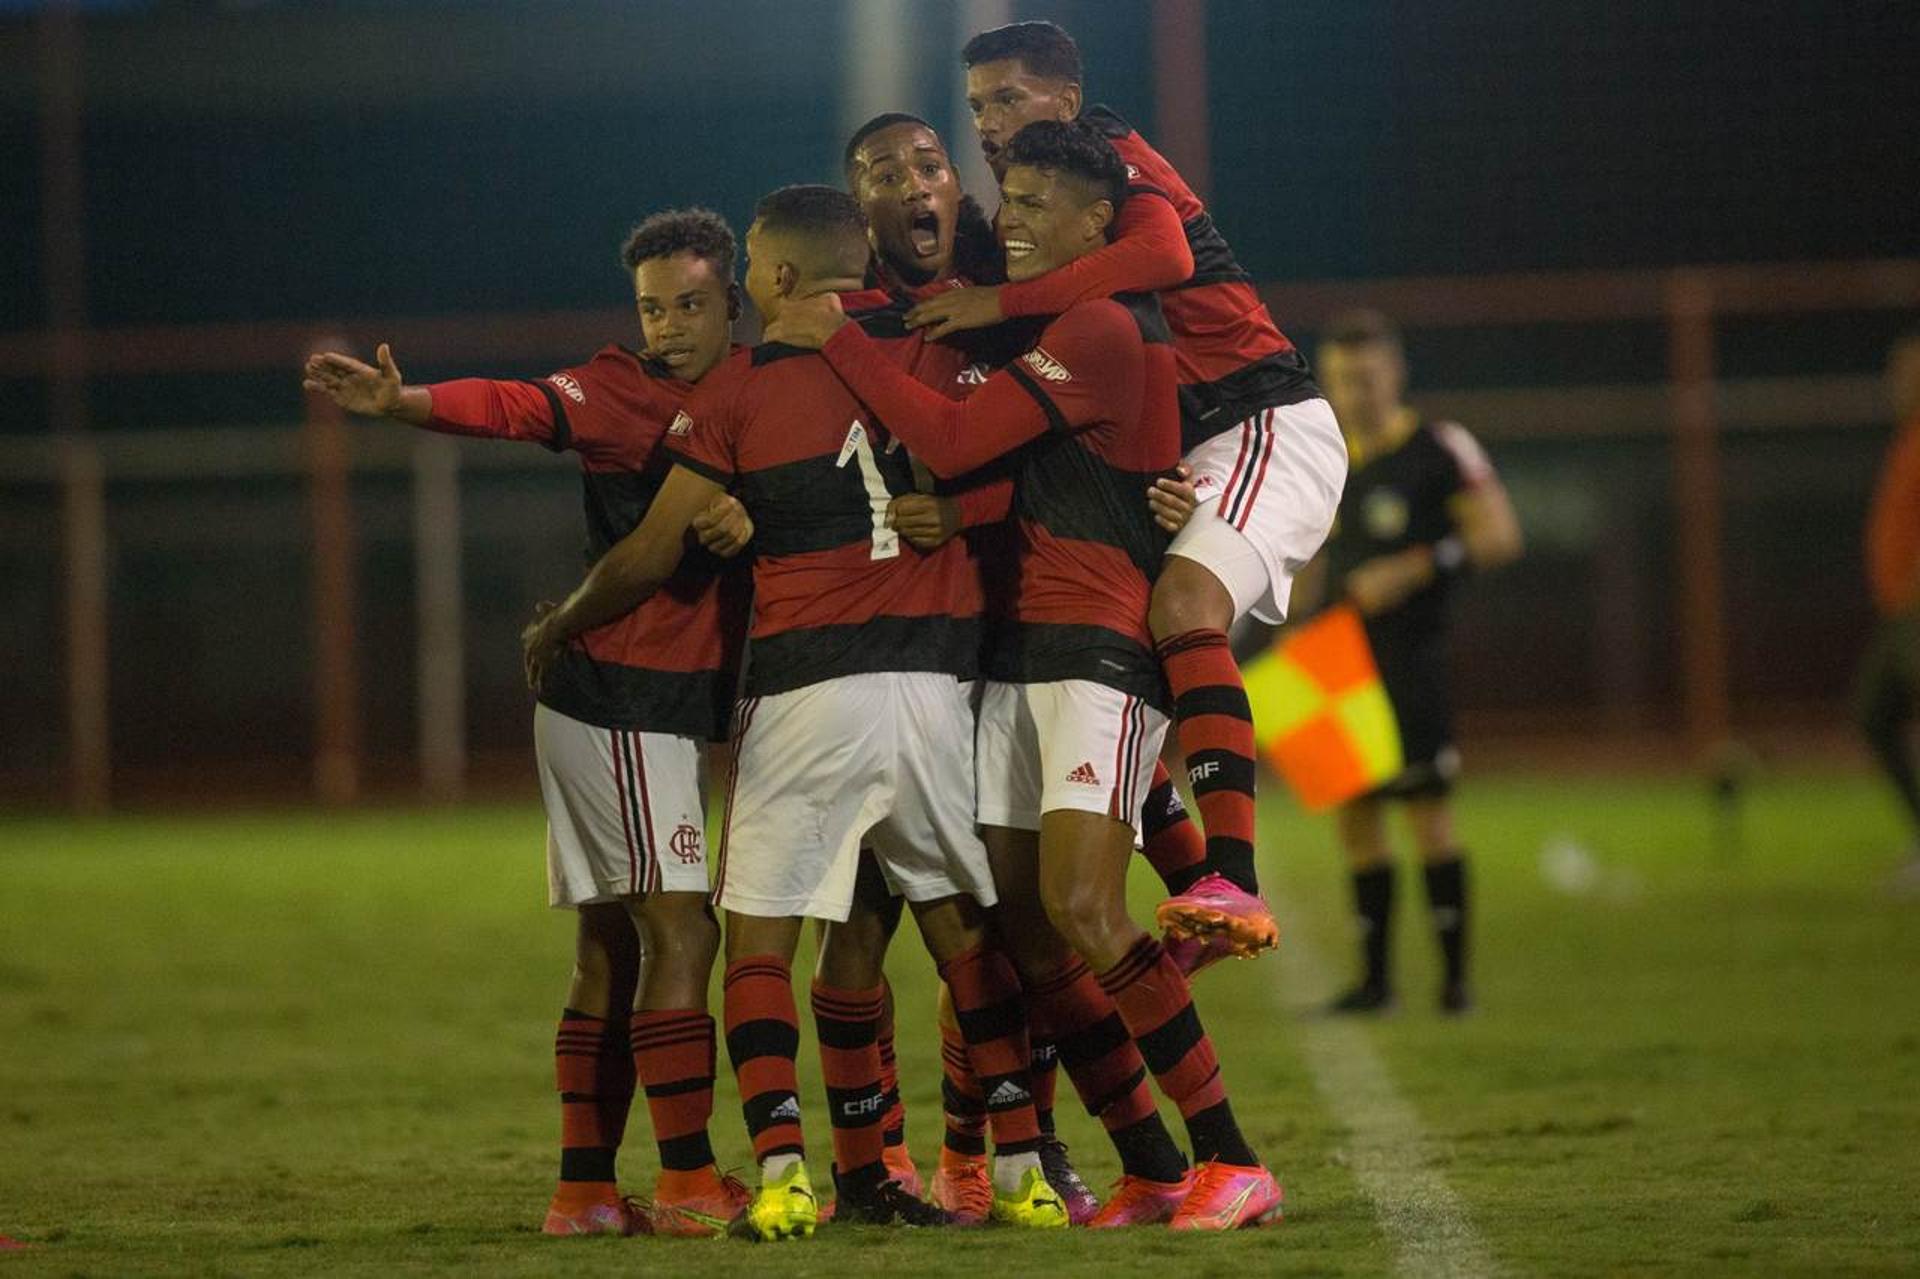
[1422,853,1469,992]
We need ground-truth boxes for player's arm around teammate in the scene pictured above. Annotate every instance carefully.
[308,213,759,1238]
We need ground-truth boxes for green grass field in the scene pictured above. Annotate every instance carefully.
[3,773,1918,1276]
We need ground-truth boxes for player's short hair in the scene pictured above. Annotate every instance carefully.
[843,111,937,184]
[962,20,1082,84]
[1002,119,1128,215]
[752,184,872,279]
[619,207,736,281]
[1321,308,1405,353]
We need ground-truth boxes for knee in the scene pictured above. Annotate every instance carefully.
[1150,564,1231,639]
[1039,878,1130,971]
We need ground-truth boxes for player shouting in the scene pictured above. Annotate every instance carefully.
[772,121,1285,1231]
[302,210,756,1236]
[914,20,1350,965]
[522,186,1068,1239]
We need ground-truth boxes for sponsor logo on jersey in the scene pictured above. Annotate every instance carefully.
[669,823,702,864]
[1126,163,1141,180]
[835,419,867,468]
[667,410,694,437]
[1021,347,1072,383]
[547,373,587,404]
[1065,761,1101,786]
[956,362,991,386]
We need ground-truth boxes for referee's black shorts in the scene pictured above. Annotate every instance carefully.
[1366,632,1459,802]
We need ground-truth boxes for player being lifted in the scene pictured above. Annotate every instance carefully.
[912,21,1350,965]
[1294,311,1522,1014]
[840,110,1210,1225]
[773,120,1285,1230]
[523,186,1069,1240]
[302,211,757,1236]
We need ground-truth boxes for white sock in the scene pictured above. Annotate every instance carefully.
[992,1150,1041,1194]
[761,1152,802,1182]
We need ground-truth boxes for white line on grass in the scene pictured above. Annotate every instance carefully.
[1273,906,1500,1278]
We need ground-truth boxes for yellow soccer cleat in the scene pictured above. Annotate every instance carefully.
[731,1160,818,1243]
[989,1164,1070,1229]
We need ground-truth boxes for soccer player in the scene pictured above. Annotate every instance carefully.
[1857,331,1920,895]
[301,210,757,1235]
[771,121,1284,1231]
[841,109,1208,1224]
[522,185,1068,1239]
[1299,310,1522,1014]
[912,20,1350,965]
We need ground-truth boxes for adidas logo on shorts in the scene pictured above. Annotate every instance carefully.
[987,1079,1032,1107]
[769,1096,801,1122]
[1066,761,1101,786]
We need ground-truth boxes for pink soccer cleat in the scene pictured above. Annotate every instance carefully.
[1167,1161,1284,1231]
[928,1149,993,1226]
[882,1143,924,1199]
[1085,1171,1194,1228]
[1163,928,1242,977]
[541,1189,648,1237]
[1155,872,1280,959]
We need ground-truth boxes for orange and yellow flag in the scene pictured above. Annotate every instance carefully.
[1241,605,1403,811]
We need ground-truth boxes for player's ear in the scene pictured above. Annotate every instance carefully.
[774,261,797,298]
[1058,80,1082,119]
[1084,198,1115,243]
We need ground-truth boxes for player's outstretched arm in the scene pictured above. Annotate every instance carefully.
[521,464,723,689]
[987,194,1194,323]
[303,343,432,424]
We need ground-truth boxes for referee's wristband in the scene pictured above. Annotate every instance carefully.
[1432,535,1471,577]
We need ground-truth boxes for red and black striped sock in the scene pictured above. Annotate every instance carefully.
[1030,1036,1060,1135]
[1098,935,1256,1167]
[940,946,1043,1156]
[1028,957,1185,1182]
[878,988,907,1151]
[938,1013,989,1157]
[554,1008,634,1185]
[630,1008,717,1173]
[1157,628,1261,894]
[1140,759,1210,895]
[723,956,804,1164]
[810,980,889,1183]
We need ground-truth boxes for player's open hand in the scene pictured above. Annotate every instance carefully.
[886,493,962,550]
[691,493,754,558]
[763,292,848,350]
[302,343,404,416]
[1148,463,1199,533]
[905,286,1005,340]
[521,602,563,693]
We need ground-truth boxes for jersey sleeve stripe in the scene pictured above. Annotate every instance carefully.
[521,380,573,453]
[1005,362,1071,433]
[665,449,733,487]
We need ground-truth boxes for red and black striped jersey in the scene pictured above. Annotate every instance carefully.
[819,293,1182,708]
[422,346,749,740]
[664,293,982,698]
[997,105,1319,453]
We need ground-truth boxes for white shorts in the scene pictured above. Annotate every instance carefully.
[1175,397,1347,624]
[715,672,996,922]
[535,702,710,908]
[975,679,1170,840]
